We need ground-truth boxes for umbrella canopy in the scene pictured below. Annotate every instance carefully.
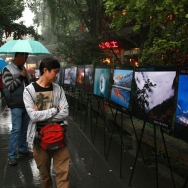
[0,40,51,55]
[0,57,8,72]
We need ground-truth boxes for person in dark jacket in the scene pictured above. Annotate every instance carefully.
[2,52,33,166]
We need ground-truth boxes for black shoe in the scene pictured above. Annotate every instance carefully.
[19,151,33,157]
[8,158,17,166]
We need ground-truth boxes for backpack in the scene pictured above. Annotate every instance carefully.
[40,123,65,151]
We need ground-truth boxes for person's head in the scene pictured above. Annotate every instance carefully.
[39,57,60,82]
[14,52,29,67]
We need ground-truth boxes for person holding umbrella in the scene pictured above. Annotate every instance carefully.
[0,39,51,166]
[2,52,33,166]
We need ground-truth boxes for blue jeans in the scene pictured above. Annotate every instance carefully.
[8,108,30,158]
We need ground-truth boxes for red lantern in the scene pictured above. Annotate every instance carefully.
[67,57,72,62]
[81,23,84,32]
[169,14,173,21]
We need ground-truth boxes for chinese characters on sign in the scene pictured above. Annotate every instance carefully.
[99,41,119,49]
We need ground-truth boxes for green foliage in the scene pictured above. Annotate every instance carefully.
[0,0,41,44]
[56,35,106,65]
[104,0,188,66]
[33,0,108,64]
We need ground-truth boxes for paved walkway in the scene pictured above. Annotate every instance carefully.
[0,98,186,188]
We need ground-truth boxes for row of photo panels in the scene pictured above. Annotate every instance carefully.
[57,64,188,143]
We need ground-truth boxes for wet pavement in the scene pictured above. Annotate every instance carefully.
[0,97,186,188]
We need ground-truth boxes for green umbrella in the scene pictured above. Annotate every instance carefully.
[0,40,51,55]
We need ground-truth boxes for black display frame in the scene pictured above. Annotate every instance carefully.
[76,65,85,90]
[63,66,77,86]
[174,66,188,143]
[131,66,177,130]
[83,64,94,93]
[109,66,134,111]
[92,65,111,100]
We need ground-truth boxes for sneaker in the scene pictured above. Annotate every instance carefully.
[8,158,17,166]
[19,151,33,157]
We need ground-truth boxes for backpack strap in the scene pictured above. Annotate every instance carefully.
[25,87,35,104]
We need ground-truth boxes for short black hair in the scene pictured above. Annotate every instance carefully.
[39,57,60,75]
[15,52,29,57]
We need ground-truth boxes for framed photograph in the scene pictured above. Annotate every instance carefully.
[93,66,111,99]
[110,66,134,110]
[132,66,177,129]
[174,67,188,142]
[63,66,77,86]
[76,65,85,89]
[63,67,71,85]
[84,64,94,92]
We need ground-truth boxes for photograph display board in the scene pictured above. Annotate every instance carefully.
[63,66,77,86]
[93,66,111,99]
[132,66,176,129]
[76,65,85,89]
[174,67,188,142]
[110,67,134,110]
[84,64,94,92]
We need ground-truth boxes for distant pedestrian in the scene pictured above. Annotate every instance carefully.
[23,57,70,188]
[2,52,33,166]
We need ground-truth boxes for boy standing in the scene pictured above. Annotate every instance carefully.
[23,57,70,188]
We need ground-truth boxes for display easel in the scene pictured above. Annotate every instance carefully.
[90,95,110,157]
[63,85,71,108]
[74,88,82,123]
[74,89,91,130]
[105,101,145,178]
[63,85,70,95]
[182,175,188,188]
[68,86,77,120]
[129,115,176,188]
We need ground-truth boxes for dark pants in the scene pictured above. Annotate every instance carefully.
[0,88,4,98]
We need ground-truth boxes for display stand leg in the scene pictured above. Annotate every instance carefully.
[129,120,146,186]
[119,112,145,178]
[83,93,91,131]
[74,90,81,126]
[92,98,108,157]
[160,127,176,188]
[129,122,176,188]
[182,176,188,188]
[72,87,77,121]
[91,98,100,144]
[105,102,118,161]
[153,125,159,188]
[128,111,145,164]
[105,103,145,178]
[102,99,107,157]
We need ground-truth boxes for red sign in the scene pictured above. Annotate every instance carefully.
[99,41,119,49]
